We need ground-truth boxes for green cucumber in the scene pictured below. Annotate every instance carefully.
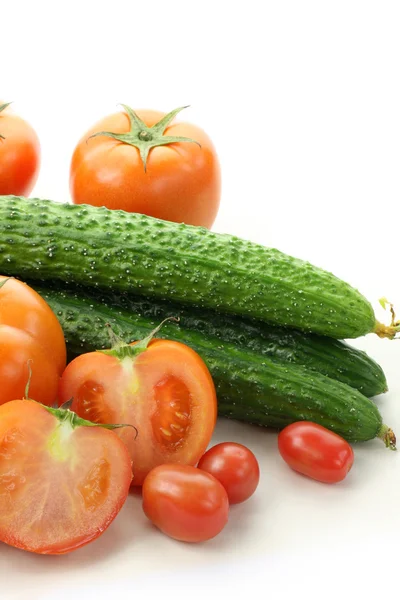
[31,281,387,398]
[31,282,395,447]
[0,196,396,340]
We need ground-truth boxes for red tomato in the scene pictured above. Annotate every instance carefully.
[142,464,229,542]
[0,400,132,554]
[0,103,40,196]
[70,106,221,228]
[198,442,260,504]
[58,338,217,486]
[278,422,354,483]
[0,325,59,406]
[0,276,66,375]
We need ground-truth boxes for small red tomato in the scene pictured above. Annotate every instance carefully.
[197,442,260,504]
[142,464,229,543]
[278,421,354,483]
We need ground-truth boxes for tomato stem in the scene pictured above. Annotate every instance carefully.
[44,404,138,438]
[0,102,12,114]
[24,359,33,400]
[86,104,200,172]
[100,316,179,361]
[0,277,12,290]
[0,102,12,141]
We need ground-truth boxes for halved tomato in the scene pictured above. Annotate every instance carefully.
[0,400,132,554]
[58,332,217,486]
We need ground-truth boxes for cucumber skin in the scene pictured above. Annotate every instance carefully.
[32,282,385,444]
[30,282,386,398]
[0,196,375,339]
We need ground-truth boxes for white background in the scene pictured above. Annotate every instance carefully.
[3,1,400,598]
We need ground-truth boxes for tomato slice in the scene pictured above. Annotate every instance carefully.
[59,338,217,486]
[0,276,66,375]
[0,400,132,554]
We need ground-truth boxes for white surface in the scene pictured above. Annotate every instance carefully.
[2,1,400,598]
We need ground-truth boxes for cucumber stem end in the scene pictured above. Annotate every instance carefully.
[377,425,397,450]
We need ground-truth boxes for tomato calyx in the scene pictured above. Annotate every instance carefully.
[87,104,201,172]
[0,102,11,140]
[43,403,136,434]
[99,317,178,361]
[0,277,11,290]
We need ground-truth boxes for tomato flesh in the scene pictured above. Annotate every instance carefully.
[142,464,229,542]
[0,400,132,554]
[58,339,217,486]
[198,442,260,504]
[278,421,354,483]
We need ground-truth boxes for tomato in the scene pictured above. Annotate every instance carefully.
[0,325,59,406]
[197,442,260,504]
[142,464,229,542]
[58,335,217,486]
[70,105,221,228]
[0,276,66,375]
[0,102,40,196]
[0,400,132,554]
[278,422,354,483]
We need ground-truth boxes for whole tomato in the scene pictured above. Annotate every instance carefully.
[0,276,66,375]
[278,421,354,483]
[142,464,229,542]
[198,442,260,504]
[0,102,40,196]
[70,105,221,228]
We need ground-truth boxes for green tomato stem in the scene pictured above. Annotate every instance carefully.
[86,104,200,172]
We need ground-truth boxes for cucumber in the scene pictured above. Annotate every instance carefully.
[31,282,395,447]
[0,196,395,340]
[31,281,387,398]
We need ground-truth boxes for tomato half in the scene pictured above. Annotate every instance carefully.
[142,464,229,542]
[58,338,217,486]
[278,422,354,483]
[0,103,40,196]
[0,276,66,375]
[0,400,132,554]
[198,442,260,504]
[0,325,59,406]
[70,105,221,228]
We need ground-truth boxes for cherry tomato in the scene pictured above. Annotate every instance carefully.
[0,102,40,196]
[58,336,217,486]
[0,276,66,375]
[0,399,132,554]
[278,421,354,483]
[142,464,229,542]
[70,106,221,228]
[197,442,260,504]
[0,325,59,406]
